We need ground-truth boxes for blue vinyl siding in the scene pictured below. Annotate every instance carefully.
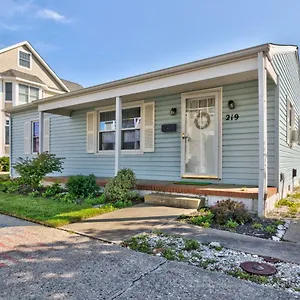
[11,80,275,186]
[272,52,300,197]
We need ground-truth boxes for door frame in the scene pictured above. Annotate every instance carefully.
[180,87,222,179]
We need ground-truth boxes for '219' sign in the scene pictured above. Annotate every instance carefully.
[225,114,239,121]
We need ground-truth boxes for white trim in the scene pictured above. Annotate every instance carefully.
[18,48,32,70]
[181,87,222,179]
[39,57,258,111]
[0,41,69,92]
[258,52,267,217]
[265,57,278,84]
[115,96,122,175]
[96,101,144,155]
[38,112,44,153]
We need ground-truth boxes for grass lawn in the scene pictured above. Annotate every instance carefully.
[0,192,117,227]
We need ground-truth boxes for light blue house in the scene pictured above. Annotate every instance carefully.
[7,43,300,216]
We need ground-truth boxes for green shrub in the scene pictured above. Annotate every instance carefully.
[84,194,106,206]
[210,199,251,225]
[0,174,10,182]
[113,200,133,208]
[42,182,63,198]
[104,168,137,203]
[66,174,100,199]
[0,157,9,172]
[13,152,64,189]
[252,223,263,230]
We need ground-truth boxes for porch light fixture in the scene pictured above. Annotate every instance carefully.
[228,100,235,109]
[170,108,177,116]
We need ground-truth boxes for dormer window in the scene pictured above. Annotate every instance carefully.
[19,50,31,69]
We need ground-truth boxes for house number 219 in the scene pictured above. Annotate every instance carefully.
[225,114,239,121]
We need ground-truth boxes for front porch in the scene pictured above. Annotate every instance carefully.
[46,176,278,213]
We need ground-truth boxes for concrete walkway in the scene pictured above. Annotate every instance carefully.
[61,203,195,244]
[158,221,300,265]
[284,220,300,243]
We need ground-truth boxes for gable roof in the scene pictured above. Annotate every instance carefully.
[0,41,70,92]
[0,69,45,85]
[61,79,83,91]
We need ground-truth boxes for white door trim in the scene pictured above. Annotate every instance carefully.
[181,87,222,179]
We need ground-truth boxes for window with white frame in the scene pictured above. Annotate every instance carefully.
[5,82,12,102]
[287,99,296,146]
[98,107,141,151]
[5,119,10,146]
[32,121,39,153]
[19,51,31,68]
[19,84,39,104]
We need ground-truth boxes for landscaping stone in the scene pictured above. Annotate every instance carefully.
[124,233,300,295]
[209,242,221,249]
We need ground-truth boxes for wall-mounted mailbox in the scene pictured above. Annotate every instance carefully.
[293,169,297,178]
[161,124,177,133]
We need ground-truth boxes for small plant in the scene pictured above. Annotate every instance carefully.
[42,182,63,198]
[225,218,239,229]
[113,200,133,208]
[190,209,214,227]
[0,157,9,172]
[227,268,268,284]
[28,190,40,197]
[66,174,100,199]
[13,153,64,189]
[252,223,263,230]
[123,235,152,254]
[178,251,185,261]
[264,225,277,234]
[184,239,200,251]
[199,259,217,269]
[210,199,251,225]
[84,194,106,206]
[155,240,164,249]
[104,168,137,203]
[162,248,176,260]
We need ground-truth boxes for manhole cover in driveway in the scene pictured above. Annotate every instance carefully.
[261,256,281,263]
[240,261,277,275]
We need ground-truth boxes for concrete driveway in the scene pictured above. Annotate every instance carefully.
[0,214,295,300]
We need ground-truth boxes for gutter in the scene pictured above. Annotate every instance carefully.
[6,43,270,114]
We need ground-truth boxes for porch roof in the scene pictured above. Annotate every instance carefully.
[6,42,291,115]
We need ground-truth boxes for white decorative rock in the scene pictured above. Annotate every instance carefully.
[277,225,284,230]
[209,242,221,249]
[272,236,280,242]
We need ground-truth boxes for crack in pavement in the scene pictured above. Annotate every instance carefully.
[109,259,167,299]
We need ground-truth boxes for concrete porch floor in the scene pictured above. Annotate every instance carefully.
[47,176,277,200]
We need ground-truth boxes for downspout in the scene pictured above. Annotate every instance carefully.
[258,52,268,217]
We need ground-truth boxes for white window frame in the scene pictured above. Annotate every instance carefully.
[18,49,32,70]
[4,118,10,146]
[96,101,144,155]
[18,84,39,105]
[287,99,295,147]
[4,82,13,102]
[31,120,39,154]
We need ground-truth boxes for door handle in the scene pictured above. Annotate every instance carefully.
[182,133,190,140]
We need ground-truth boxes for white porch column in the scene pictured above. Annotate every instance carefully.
[258,52,268,217]
[115,96,122,175]
[39,111,44,153]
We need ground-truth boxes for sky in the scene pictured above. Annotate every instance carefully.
[1,0,300,87]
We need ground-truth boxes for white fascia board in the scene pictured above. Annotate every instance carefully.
[265,57,278,84]
[39,57,258,111]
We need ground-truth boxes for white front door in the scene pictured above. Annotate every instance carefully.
[181,88,222,179]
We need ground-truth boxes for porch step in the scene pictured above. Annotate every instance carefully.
[144,193,205,209]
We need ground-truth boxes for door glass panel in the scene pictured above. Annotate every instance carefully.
[185,96,217,175]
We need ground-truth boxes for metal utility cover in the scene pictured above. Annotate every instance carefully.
[240,261,277,276]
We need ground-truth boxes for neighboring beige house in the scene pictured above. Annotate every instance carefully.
[0,41,83,157]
